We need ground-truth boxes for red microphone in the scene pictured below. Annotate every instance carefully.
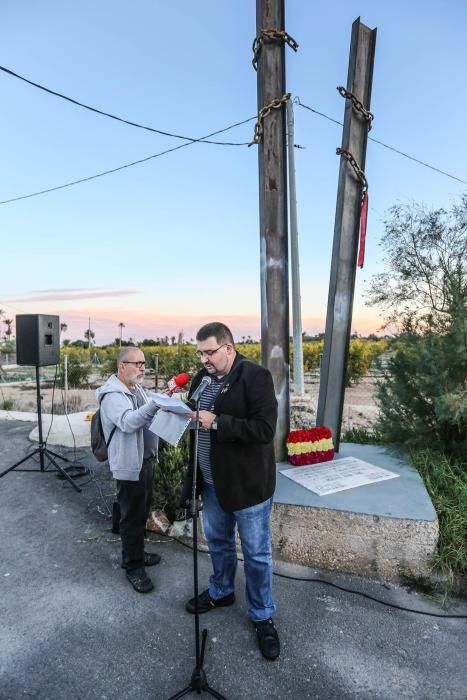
[167,372,190,395]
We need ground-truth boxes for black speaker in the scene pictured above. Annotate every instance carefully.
[16,314,60,367]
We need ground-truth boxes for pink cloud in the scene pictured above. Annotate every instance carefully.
[6,289,140,303]
[55,307,384,344]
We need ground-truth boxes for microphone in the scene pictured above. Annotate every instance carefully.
[190,375,212,404]
[167,372,190,395]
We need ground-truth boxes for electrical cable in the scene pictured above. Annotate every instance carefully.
[159,532,467,619]
[44,364,58,444]
[0,115,257,206]
[0,65,250,146]
[42,364,87,478]
[54,381,112,512]
[295,97,467,186]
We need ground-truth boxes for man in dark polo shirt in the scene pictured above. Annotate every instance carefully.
[183,322,280,661]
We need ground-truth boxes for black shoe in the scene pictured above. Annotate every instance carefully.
[254,618,280,661]
[121,551,161,569]
[144,551,161,567]
[185,588,235,614]
[126,567,154,593]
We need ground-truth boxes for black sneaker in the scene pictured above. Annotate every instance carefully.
[126,568,154,594]
[121,551,161,569]
[254,618,280,661]
[185,588,235,614]
[144,551,161,567]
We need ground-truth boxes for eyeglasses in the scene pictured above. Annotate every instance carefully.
[122,361,146,368]
[195,344,227,359]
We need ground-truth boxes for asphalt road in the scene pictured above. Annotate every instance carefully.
[0,420,466,700]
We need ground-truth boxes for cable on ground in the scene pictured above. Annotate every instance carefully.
[158,532,467,620]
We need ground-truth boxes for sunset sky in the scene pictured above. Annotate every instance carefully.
[1,1,466,344]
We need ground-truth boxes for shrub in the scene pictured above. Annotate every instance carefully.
[60,354,91,388]
[375,322,466,457]
[152,435,189,522]
[302,341,323,372]
[345,339,388,386]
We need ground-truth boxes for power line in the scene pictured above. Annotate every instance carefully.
[0,65,250,147]
[0,115,257,205]
[295,97,467,186]
[2,77,465,205]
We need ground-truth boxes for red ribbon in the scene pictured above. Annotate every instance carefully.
[357,189,368,268]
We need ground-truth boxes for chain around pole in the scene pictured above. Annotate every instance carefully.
[335,147,368,191]
[252,29,298,70]
[249,93,291,146]
[337,86,374,130]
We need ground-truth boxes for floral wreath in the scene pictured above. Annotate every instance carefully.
[286,426,334,466]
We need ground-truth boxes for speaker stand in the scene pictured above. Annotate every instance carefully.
[0,366,81,492]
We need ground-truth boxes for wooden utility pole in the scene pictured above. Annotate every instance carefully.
[317,18,376,451]
[256,0,289,460]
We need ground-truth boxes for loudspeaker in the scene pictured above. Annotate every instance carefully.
[16,314,60,367]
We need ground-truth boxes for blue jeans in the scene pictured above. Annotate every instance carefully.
[201,482,276,621]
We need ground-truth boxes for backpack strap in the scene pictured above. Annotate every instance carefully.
[99,393,117,448]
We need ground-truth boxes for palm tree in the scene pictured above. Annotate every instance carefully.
[60,322,68,343]
[118,322,125,347]
[4,319,13,341]
[84,328,95,349]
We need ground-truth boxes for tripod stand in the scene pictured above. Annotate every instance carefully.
[0,366,81,492]
[167,396,226,700]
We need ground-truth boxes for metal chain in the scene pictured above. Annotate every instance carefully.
[337,86,374,130]
[249,93,291,146]
[336,148,368,191]
[252,29,299,71]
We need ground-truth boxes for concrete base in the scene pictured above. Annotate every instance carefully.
[272,443,439,581]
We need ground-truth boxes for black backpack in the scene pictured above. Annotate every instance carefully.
[91,394,117,462]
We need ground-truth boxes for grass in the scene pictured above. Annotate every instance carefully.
[341,426,383,444]
[410,448,467,587]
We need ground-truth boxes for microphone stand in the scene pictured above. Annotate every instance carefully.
[167,395,226,700]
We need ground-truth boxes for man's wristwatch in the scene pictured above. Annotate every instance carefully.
[211,418,218,430]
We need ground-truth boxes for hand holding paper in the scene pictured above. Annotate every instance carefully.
[151,393,192,415]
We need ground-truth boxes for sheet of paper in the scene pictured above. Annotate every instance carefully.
[280,456,399,496]
[149,410,191,447]
[151,393,192,415]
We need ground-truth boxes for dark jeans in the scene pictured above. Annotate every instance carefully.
[117,458,154,572]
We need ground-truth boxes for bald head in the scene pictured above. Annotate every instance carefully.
[117,346,139,364]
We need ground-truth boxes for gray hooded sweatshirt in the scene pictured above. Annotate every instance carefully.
[96,374,159,481]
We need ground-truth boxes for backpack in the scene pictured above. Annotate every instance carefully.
[91,394,117,462]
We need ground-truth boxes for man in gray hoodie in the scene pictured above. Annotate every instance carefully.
[96,346,160,593]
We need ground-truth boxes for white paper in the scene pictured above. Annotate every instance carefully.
[280,456,399,496]
[149,410,191,447]
[151,393,192,415]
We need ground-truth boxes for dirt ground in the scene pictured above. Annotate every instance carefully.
[0,369,379,431]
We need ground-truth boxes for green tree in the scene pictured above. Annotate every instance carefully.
[365,198,467,456]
